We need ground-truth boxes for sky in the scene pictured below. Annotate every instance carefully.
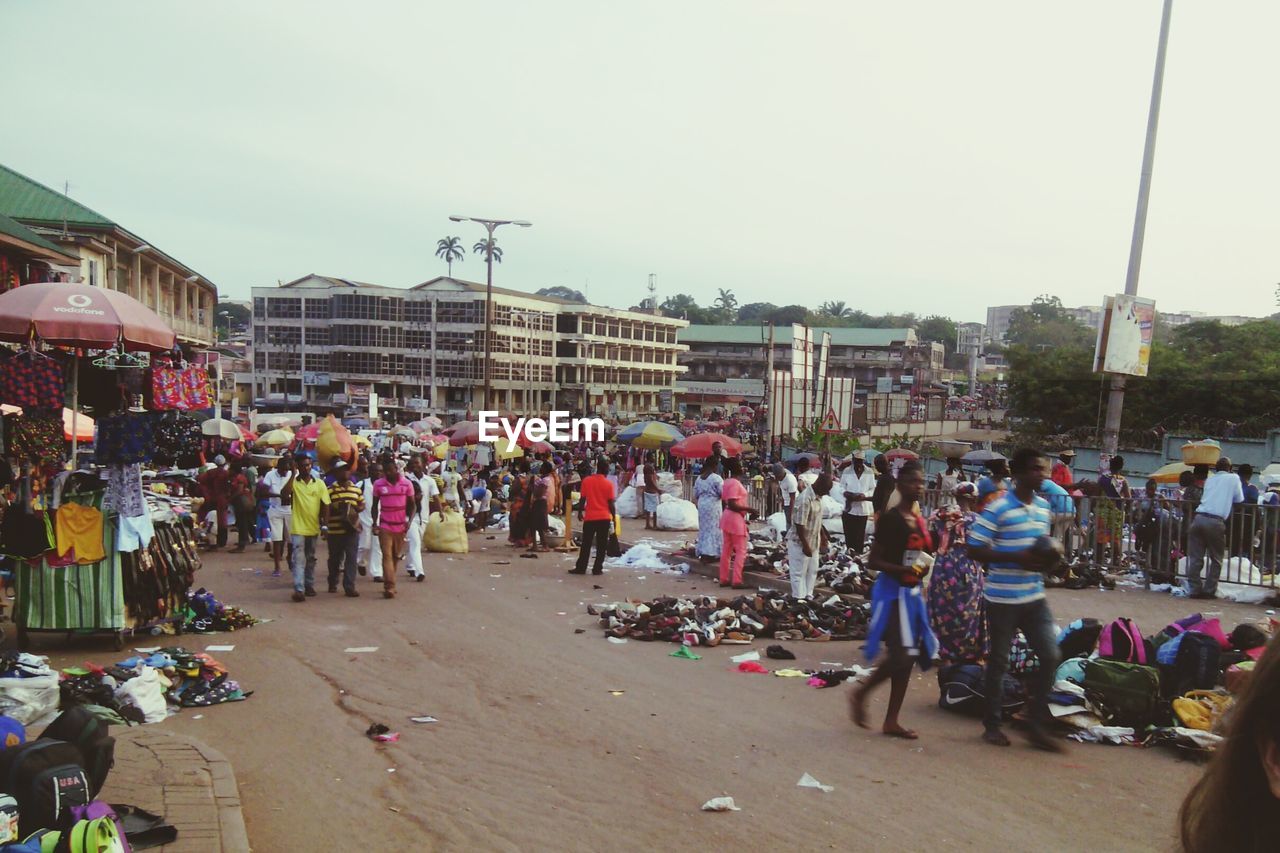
[3,1,1276,323]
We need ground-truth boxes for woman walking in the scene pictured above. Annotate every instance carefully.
[851,461,938,739]
[927,482,986,664]
[693,457,724,563]
[1096,455,1131,566]
[719,456,751,588]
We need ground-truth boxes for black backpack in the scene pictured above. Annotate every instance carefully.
[1058,618,1103,660]
[1162,631,1221,699]
[39,707,114,797]
[936,664,1025,719]
[0,740,91,836]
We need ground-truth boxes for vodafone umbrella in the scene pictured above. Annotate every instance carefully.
[670,432,742,459]
[0,282,175,351]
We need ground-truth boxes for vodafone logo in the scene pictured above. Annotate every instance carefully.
[53,292,106,316]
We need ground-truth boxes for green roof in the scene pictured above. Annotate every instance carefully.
[679,325,914,347]
[0,212,79,261]
[0,164,114,228]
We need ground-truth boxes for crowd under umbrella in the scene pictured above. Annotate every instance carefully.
[616,420,684,450]
[0,281,177,466]
[670,432,742,459]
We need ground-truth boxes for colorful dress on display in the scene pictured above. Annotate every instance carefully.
[926,508,987,664]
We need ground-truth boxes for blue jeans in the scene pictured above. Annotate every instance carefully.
[983,597,1060,731]
[290,534,318,593]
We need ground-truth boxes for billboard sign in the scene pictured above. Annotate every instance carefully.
[1094,294,1156,376]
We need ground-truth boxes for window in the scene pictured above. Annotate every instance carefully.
[332,324,404,348]
[253,297,265,319]
[437,301,480,324]
[305,327,330,346]
[267,297,301,319]
[436,359,476,379]
[253,351,266,369]
[265,327,301,346]
[437,331,474,351]
[406,329,430,349]
[305,353,330,372]
[271,351,301,372]
[304,299,329,319]
[405,301,431,325]
[332,352,405,376]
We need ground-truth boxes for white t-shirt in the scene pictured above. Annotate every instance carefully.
[778,470,798,508]
[408,473,440,519]
[261,469,293,511]
[441,471,462,505]
[839,467,876,517]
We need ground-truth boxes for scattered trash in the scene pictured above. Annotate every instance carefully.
[701,796,741,812]
[389,807,400,813]
[774,669,809,678]
[409,716,438,724]
[593,584,603,590]
[344,647,379,653]
[493,561,511,566]
[820,661,844,668]
[807,670,854,688]
[797,773,834,793]
[574,628,586,634]
[766,646,797,660]
[133,647,160,654]
[387,768,396,773]
[490,574,503,578]
[730,650,761,664]
[191,714,204,720]
[737,661,770,674]
[373,732,400,743]
[607,637,628,644]
[519,553,539,560]
[608,690,625,696]
[670,646,701,660]
[205,645,235,652]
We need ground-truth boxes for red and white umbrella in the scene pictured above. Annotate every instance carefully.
[670,432,742,459]
[0,282,175,351]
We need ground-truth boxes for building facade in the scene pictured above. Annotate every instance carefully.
[678,325,944,400]
[0,164,218,348]
[250,275,686,419]
[955,321,984,356]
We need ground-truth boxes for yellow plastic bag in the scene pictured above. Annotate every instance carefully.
[316,415,356,471]
[1173,690,1231,731]
[424,510,469,553]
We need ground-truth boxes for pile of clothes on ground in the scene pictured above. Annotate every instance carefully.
[591,590,871,646]
[180,587,259,633]
[935,610,1272,755]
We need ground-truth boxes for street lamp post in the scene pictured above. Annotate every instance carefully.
[448,215,532,411]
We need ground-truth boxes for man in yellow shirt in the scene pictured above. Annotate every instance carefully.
[282,452,330,603]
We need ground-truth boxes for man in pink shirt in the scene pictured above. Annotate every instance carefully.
[371,454,417,599]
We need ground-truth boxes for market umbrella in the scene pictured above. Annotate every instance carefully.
[294,422,321,443]
[342,418,370,430]
[255,428,294,449]
[962,449,1007,464]
[525,440,554,454]
[616,420,684,450]
[201,418,241,440]
[409,417,443,433]
[238,425,257,442]
[884,448,920,461]
[63,408,93,442]
[784,451,822,466]
[447,421,483,446]
[0,282,176,465]
[1148,462,1193,484]
[495,438,524,461]
[670,432,742,459]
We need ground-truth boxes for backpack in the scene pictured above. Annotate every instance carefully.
[1081,659,1162,728]
[67,802,130,853]
[1057,618,1102,660]
[1097,617,1152,664]
[1007,631,1041,675]
[936,664,1025,718]
[1162,631,1221,699]
[38,709,113,798]
[0,741,91,837]
[1151,613,1205,651]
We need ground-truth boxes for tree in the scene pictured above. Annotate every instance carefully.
[536,286,587,303]
[214,301,251,341]
[767,305,808,325]
[713,288,738,322]
[472,238,503,264]
[916,315,959,353]
[819,300,851,319]
[737,302,778,324]
[1005,295,1092,350]
[660,293,718,324]
[435,236,465,276]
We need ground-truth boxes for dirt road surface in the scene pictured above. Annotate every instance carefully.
[32,520,1268,851]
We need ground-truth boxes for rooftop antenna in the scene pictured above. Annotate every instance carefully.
[647,273,657,314]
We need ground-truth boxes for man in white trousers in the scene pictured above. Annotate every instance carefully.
[787,473,832,600]
[403,456,444,582]
[357,458,384,582]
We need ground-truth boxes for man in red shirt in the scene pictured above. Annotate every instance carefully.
[571,457,617,576]
[1050,450,1075,490]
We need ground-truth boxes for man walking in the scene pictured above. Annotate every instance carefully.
[325,462,364,597]
[773,463,798,527]
[198,455,231,550]
[261,455,294,577]
[356,459,383,582]
[788,472,831,599]
[967,447,1062,751]
[372,454,416,599]
[403,456,443,582]
[1186,456,1243,599]
[839,452,875,553]
[282,452,330,603]
[642,454,660,530]
[570,457,616,576]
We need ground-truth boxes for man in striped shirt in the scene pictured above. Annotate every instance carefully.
[326,462,365,597]
[967,447,1063,752]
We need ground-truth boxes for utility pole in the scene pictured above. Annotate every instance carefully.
[762,322,775,461]
[1101,0,1174,460]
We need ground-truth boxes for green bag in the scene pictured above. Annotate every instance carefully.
[1082,659,1162,728]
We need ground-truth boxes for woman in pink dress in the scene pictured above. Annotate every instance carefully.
[718,456,751,588]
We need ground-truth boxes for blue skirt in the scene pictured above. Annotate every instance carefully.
[864,575,938,669]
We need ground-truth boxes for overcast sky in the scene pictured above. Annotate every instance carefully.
[3,1,1276,322]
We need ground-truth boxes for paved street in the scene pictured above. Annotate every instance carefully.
[34,520,1266,850]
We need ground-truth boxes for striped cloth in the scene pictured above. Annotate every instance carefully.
[16,492,125,631]
[967,490,1052,605]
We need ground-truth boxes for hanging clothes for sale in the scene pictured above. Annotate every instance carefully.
[104,464,146,519]
[151,412,202,468]
[55,502,106,564]
[95,412,154,464]
[5,415,63,466]
[0,350,65,414]
[148,353,211,411]
[0,507,53,561]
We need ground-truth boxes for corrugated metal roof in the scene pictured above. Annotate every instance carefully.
[679,325,913,347]
[0,164,114,227]
[0,212,80,261]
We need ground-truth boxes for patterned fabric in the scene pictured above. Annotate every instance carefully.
[927,509,987,664]
[0,353,64,414]
[6,415,63,465]
[95,413,154,464]
[151,413,202,468]
[180,367,212,408]
[105,464,146,518]
[693,473,723,558]
[150,366,212,411]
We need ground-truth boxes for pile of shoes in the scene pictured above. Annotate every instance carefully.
[815,544,871,597]
[590,590,871,646]
[183,587,259,633]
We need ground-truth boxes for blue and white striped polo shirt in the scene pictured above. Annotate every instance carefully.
[967,490,1053,605]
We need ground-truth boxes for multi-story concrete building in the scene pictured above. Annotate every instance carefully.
[250,275,686,419]
[678,325,944,400]
[955,321,984,356]
[0,164,218,348]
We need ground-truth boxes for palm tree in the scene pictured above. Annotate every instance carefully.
[435,236,465,276]
[713,288,738,322]
[473,238,503,264]
[820,300,851,319]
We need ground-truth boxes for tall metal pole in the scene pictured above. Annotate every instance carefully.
[482,222,496,412]
[1101,0,1174,459]
[762,322,774,461]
